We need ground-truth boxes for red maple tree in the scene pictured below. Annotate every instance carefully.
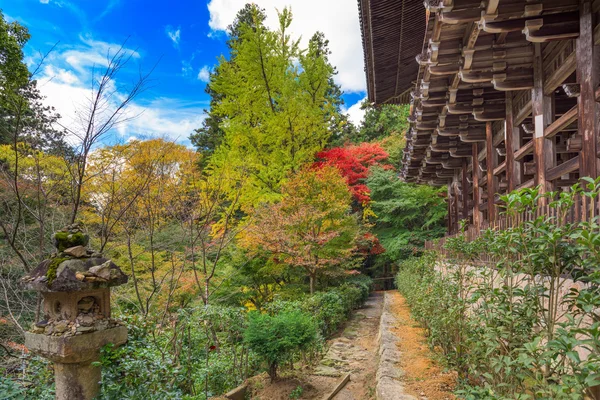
[357,232,385,255]
[315,142,390,205]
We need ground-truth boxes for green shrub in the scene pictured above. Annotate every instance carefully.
[303,291,346,336]
[289,385,303,399]
[99,306,259,399]
[335,284,363,312]
[345,275,372,302]
[245,310,318,381]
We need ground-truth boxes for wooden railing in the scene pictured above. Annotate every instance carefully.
[426,193,599,256]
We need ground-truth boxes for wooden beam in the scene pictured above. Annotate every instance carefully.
[524,19,580,43]
[544,51,576,96]
[322,373,351,400]
[493,161,506,176]
[486,122,497,222]
[440,9,482,24]
[516,178,535,190]
[515,98,532,125]
[546,156,580,181]
[577,0,599,182]
[515,140,534,160]
[532,43,556,196]
[472,142,482,231]
[486,0,500,15]
[483,11,579,34]
[544,105,578,138]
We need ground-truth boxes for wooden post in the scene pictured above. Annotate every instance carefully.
[472,142,482,230]
[577,0,599,181]
[532,42,556,201]
[462,158,469,220]
[486,122,497,222]
[447,186,453,234]
[453,176,460,229]
[505,92,522,192]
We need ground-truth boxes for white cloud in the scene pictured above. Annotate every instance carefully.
[181,60,193,76]
[165,26,181,47]
[51,35,141,76]
[207,0,366,93]
[40,0,50,3]
[197,65,211,82]
[34,37,206,144]
[344,97,367,127]
[40,65,80,85]
[115,100,207,142]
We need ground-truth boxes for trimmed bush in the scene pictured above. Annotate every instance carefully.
[244,310,318,381]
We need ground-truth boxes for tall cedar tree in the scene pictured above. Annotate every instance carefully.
[207,8,341,207]
[0,12,67,153]
[190,4,267,165]
[240,166,358,294]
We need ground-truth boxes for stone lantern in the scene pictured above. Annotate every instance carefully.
[21,224,128,400]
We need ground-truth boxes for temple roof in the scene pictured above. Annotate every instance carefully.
[359,0,430,105]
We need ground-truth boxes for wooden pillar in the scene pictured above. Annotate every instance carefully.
[453,176,460,229]
[447,186,453,234]
[532,42,556,200]
[577,0,599,181]
[486,122,497,222]
[472,142,482,230]
[462,158,469,221]
[505,92,522,191]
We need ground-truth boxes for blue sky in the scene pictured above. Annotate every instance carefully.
[2,0,367,145]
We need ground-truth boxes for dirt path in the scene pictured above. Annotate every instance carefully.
[387,291,456,400]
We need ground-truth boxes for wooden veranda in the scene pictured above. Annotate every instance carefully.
[360,0,600,240]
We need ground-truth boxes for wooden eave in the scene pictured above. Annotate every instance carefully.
[397,0,596,186]
[359,0,430,105]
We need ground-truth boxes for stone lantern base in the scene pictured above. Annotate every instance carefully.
[25,326,127,399]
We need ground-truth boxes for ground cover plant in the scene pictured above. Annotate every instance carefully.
[396,179,600,399]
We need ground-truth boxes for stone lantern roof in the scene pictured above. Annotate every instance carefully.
[22,223,128,292]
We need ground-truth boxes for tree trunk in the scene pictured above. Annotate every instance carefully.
[309,273,316,295]
[268,362,278,382]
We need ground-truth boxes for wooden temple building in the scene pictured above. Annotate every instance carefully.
[359,0,600,235]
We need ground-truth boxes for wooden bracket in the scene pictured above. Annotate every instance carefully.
[562,83,581,97]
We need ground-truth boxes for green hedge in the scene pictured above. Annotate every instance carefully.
[266,275,373,337]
